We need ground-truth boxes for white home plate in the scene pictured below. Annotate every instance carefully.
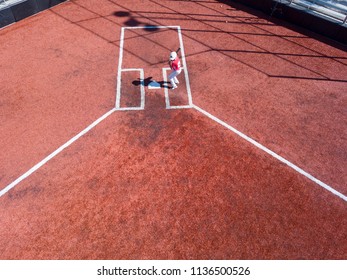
[148,80,160,89]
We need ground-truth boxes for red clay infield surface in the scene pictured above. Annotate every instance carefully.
[0,0,346,259]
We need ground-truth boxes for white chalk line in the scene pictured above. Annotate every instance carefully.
[121,68,143,72]
[163,67,192,109]
[123,26,180,30]
[177,26,193,107]
[193,105,347,202]
[139,69,145,109]
[168,105,193,110]
[115,27,125,109]
[163,67,171,108]
[0,108,116,198]
[114,107,144,111]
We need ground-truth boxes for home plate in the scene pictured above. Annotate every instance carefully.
[148,80,160,89]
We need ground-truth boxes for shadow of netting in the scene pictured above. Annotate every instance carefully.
[147,0,347,81]
[114,10,160,31]
[215,0,347,51]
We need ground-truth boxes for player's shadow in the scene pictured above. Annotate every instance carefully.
[132,77,171,89]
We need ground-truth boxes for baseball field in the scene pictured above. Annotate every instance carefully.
[0,0,346,259]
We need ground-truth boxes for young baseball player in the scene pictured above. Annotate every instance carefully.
[168,51,181,89]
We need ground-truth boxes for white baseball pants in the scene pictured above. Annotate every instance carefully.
[168,69,181,88]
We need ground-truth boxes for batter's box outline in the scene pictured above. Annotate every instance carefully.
[163,67,193,110]
[116,26,193,111]
[116,68,145,111]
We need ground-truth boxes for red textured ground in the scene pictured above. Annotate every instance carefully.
[0,0,346,259]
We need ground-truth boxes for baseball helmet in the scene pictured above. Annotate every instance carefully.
[170,51,177,61]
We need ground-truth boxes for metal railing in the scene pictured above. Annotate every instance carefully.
[283,0,347,24]
[0,0,28,8]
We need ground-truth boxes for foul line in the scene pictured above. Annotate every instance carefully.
[0,108,116,198]
[193,105,347,202]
